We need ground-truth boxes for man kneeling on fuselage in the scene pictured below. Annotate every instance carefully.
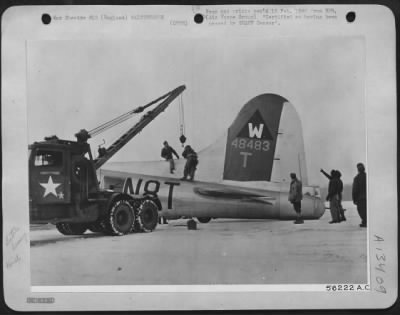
[181,145,198,181]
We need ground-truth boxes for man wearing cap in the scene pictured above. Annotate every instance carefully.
[288,173,303,224]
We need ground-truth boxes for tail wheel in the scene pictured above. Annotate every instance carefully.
[197,217,211,224]
[107,199,135,236]
[138,200,159,232]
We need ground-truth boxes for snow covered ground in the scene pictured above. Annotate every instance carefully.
[30,202,367,286]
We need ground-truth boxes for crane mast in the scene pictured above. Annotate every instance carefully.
[93,85,186,169]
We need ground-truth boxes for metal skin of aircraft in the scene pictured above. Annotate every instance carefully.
[99,94,325,221]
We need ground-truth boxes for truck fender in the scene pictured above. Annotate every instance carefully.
[105,192,135,210]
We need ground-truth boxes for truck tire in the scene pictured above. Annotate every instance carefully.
[88,222,104,233]
[197,217,212,223]
[56,223,72,235]
[107,199,135,236]
[91,219,113,235]
[56,223,87,235]
[68,223,87,235]
[138,199,158,232]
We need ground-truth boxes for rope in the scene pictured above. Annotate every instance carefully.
[89,110,137,137]
[178,94,187,146]
[88,88,179,137]
[179,94,185,135]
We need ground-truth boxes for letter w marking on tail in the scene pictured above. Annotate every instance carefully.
[248,123,264,138]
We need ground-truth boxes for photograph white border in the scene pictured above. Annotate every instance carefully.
[2,4,397,311]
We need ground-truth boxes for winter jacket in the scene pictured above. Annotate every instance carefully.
[161,146,179,160]
[289,179,303,202]
[352,172,367,203]
[182,146,198,161]
[327,177,342,201]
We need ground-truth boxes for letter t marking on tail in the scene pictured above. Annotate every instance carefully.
[240,152,252,167]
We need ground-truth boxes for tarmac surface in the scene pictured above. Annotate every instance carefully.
[30,202,368,286]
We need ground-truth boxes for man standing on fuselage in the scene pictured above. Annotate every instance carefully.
[161,141,179,174]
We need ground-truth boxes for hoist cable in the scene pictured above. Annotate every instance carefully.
[89,113,134,137]
[88,88,178,137]
[179,93,185,136]
[178,93,187,147]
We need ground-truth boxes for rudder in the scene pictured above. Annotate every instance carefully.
[223,94,308,185]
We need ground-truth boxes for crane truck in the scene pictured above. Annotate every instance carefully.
[29,85,186,236]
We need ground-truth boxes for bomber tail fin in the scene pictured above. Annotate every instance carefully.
[222,94,308,185]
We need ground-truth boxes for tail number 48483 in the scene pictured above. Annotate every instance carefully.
[231,138,270,151]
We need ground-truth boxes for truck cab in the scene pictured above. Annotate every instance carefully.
[29,136,99,223]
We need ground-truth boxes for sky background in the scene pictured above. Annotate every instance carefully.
[27,37,365,186]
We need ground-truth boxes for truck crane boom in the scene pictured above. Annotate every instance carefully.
[92,85,186,169]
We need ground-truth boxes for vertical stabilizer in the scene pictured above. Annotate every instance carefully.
[223,94,308,185]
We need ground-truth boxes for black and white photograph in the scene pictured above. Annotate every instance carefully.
[2,4,397,311]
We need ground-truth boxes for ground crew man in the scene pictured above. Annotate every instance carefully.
[336,170,346,221]
[181,145,198,181]
[321,169,346,222]
[326,170,341,224]
[161,141,179,174]
[288,173,303,224]
[352,162,367,227]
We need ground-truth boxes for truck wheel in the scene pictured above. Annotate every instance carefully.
[108,199,135,236]
[197,217,211,223]
[56,223,87,235]
[56,223,72,235]
[88,222,104,233]
[138,199,158,232]
[89,219,112,235]
[68,223,87,235]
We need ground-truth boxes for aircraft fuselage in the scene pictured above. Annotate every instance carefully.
[101,171,325,220]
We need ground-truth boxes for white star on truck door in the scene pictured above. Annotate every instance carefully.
[40,176,61,197]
